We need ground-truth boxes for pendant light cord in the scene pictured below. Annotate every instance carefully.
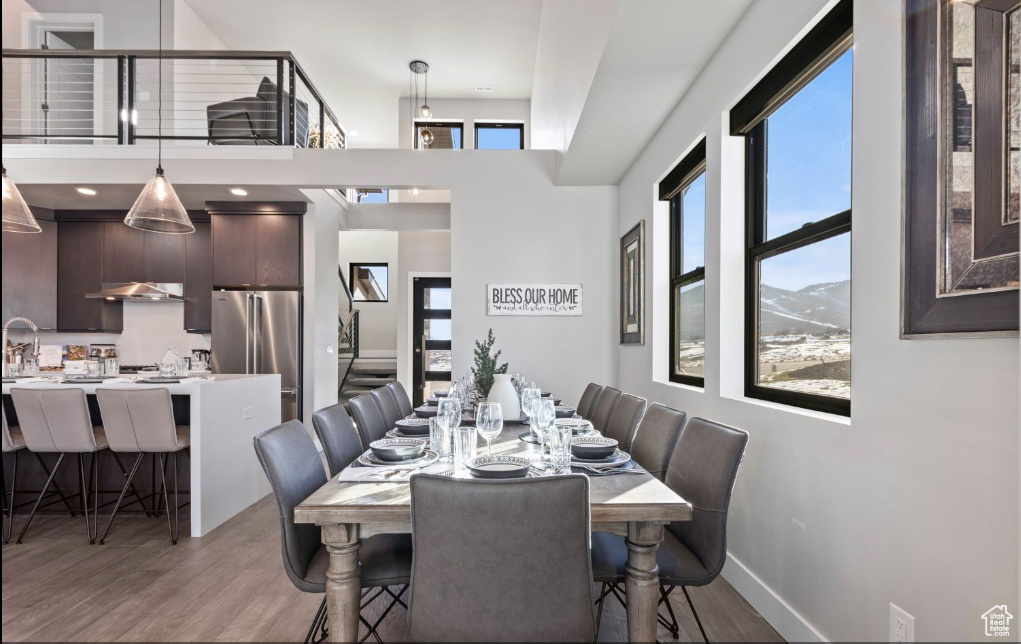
[157,0,163,172]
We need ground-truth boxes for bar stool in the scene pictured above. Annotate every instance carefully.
[96,388,189,545]
[10,387,108,544]
[2,407,27,544]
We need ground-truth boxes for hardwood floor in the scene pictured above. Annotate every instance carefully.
[2,497,783,642]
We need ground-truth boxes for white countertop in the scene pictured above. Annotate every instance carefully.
[1,373,277,395]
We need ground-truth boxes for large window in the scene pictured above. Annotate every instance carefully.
[349,263,389,302]
[475,122,524,149]
[731,0,852,415]
[414,121,463,149]
[661,140,707,387]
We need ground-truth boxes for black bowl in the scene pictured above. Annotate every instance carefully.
[570,436,618,460]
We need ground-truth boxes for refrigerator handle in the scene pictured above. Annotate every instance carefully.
[252,293,263,375]
[244,293,251,375]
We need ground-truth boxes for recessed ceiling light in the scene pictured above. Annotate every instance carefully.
[348,130,359,137]
[105,296,115,301]
[76,187,97,196]
[229,187,248,196]
[410,187,421,197]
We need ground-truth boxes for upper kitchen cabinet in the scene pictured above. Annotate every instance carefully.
[144,230,186,283]
[209,203,305,287]
[184,222,213,333]
[102,222,145,284]
[57,221,122,332]
[2,214,58,329]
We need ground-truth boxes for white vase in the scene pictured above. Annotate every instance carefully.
[485,374,520,420]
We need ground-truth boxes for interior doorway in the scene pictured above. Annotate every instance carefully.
[412,277,451,407]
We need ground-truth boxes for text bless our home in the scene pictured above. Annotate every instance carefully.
[487,284,583,316]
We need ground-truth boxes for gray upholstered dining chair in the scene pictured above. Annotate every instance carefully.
[386,381,414,418]
[604,393,647,450]
[254,420,413,644]
[369,387,404,428]
[349,393,389,448]
[2,407,26,544]
[591,417,748,642]
[408,474,595,642]
[95,388,189,545]
[10,387,108,544]
[589,387,621,434]
[311,403,363,478]
[629,404,687,481]
[576,383,603,420]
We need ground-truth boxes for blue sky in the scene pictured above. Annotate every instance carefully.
[476,126,521,150]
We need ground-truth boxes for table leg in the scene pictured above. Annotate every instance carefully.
[322,524,361,643]
[625,521,664,643]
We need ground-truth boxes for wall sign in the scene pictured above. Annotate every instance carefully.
[487,284,583,316]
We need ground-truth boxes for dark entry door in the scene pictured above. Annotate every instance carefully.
[412,277,451,407]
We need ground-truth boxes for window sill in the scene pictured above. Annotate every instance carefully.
[722,393,851,426]
[657,378,705,394]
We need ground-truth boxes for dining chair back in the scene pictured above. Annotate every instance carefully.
[589,387,622,433]
[349,393,389,448]
[10,388,105,453]
[386,381,414,418]
[408,474,595,642]
[95,388,186,453]
[311,403,363,477]
[253,420,328,594]
[576,383,603,419]
[369,387,404,428]
[664,417,748,583]
[604,393,646,449]
[629,404,686,481]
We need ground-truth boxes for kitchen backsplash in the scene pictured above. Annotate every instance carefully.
[6,301,210,366]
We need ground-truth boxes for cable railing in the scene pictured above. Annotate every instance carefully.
[338,269,359,394]
[1,49,345,149]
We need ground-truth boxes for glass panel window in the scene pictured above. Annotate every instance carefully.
[415,121,463,149]
[764,49,852,240]
[423,318,451,341]
[356,189,388,203]
[681,173,706,273]
[349,263,388,302]
[426,350,452,372]
[667,146,706,387]
[475,123,524,149]
[424,288,451,310]
[674,280,705,380]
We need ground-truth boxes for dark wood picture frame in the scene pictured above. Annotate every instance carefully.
[903,0,1018,337]
[620,221,645,345]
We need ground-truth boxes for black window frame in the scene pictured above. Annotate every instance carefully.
[349,262,390,303]
[474,122,524,149]
[413,121,464,149]
[733,0,853,417]
[663,139,707,387]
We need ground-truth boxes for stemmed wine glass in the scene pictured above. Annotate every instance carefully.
[438,397,462,440]
[521,387,541,433]
[535,399,556,466]
[475,402,504,456]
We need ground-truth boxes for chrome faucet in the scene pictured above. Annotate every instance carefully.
[2,316,40,375]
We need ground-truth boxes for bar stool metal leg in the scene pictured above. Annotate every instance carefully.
[98,452,146,544]
[157,452,181,544]
[16,452,66,544]
[33,452,77,517]
[78,452,100,544]
[109,452,152,517]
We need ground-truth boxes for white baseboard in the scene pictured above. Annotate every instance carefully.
[356,350,397,359]
[721,552,827,643]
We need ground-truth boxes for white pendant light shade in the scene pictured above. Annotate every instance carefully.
[124,168,194,234]
[2,167,42,234]
[418,104,432,118]
[420,128,435,147]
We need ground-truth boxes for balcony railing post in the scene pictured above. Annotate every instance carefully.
[117,56,126,144]
[275,58,284,146]
[319,101,326,149]
[127,56,137,144]
[288,59,297,147]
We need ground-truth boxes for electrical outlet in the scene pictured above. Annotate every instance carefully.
[890,604,915,642]
[242,407,254,420]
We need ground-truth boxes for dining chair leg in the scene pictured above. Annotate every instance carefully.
[304,597,327,644]
[1,450,17,544]
[78,452,99,544]
[657,584,680,639]
[594,582,611,640]
[98,453,146,544]
[681,586,709,643]
[109,451,151,517]
[33,452,76,517]
[16,452,66,544]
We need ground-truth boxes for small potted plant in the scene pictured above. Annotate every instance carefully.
[472,329,518,418]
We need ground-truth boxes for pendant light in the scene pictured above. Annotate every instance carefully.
[124,0,194,234]
[410,60,433,147]
[2,166,42,234]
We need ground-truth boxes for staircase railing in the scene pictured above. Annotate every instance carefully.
[338,268,359,393]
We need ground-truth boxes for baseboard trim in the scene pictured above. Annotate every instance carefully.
[722,552,827,643]
[356,350,397,359]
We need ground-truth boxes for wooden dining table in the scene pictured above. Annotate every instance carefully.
[294,424,692,642]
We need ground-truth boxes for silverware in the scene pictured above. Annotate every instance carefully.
[572,463,645,475]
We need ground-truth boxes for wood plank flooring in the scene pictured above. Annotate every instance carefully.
[2,496,783,642]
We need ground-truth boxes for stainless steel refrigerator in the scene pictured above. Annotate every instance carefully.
[210,289,301,422]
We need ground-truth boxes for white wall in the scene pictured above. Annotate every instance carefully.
[616,0,1020,641]
[397,97,531,149]
[396,231,451,393]
[338,230,399,357]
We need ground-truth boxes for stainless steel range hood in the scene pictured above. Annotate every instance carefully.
[85,282,184,302]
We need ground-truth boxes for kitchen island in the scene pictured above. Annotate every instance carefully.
[1,374,278,537]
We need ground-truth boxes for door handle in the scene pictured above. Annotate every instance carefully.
[244,293,251,375]
[252,294,262,375]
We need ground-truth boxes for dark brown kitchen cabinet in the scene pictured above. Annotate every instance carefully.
[211,214,302,287]
[102,222,145,284]
[184,222,212,332]
[58,221,122,331]
[144,230,186,283]
[2,216,58,329]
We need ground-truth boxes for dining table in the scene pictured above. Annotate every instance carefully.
[294,418,692,643]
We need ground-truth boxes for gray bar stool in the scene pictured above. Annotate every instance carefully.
[96,388,189,545]
[2,407,27,544]
[10,387,108,544]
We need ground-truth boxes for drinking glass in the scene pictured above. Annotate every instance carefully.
[475,402,504,456]
[175,358,190,377]
[23,358,38,376]
[521,387,542,431]
[452,426,478,476]
[86,361,102,378]
[438,397,462,434]
[104,358,119,377]
[549,423,572,472]
[429,417,452,462]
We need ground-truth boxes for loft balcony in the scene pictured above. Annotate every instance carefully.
[1,49,346,149]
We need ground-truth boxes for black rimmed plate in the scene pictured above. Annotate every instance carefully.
[369,438,426,462]
[467,455,531,479]
[386,428,429,440]
[555,405,577,418]
[357,449,438,468]
[414,405,439,418]
[395,417,432,436]
[426,395,449,405]
[571,449,632,469]
[556,418,594,434]
[140,377,181,384]
[571,436,618,460]
[65,378,105,384]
